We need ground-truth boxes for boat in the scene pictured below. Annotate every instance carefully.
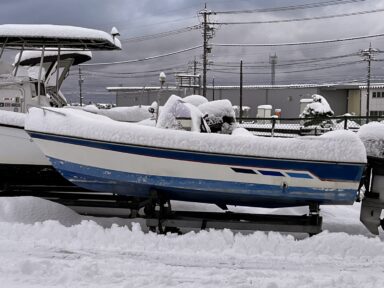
[25,95,367,209]
[0,24,121,189]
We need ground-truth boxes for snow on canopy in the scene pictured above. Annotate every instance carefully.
[358,122,384,159]
[300,94,334,117]
[26,107,367,163]
[0,109,25,127]
[198,99,236,119]
[82,104,152,122]
[156,95,203,132]
[183,95,208,107]
[0,24,121,50]
[15,49,92,66]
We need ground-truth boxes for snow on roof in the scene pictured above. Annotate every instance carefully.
[258,105,272,110]
[107,83,384,92]
[16,49,92,66]
[0,24,121,50]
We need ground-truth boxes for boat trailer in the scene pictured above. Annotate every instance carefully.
[0,185,322,235]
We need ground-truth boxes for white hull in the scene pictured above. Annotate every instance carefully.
[0,124,49,166]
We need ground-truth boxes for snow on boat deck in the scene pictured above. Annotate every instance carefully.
[25,107,367,164]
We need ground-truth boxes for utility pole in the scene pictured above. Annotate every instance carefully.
[200,4,214,98]
[193,58,197,95]
[212,77,215,100]
[240,60,243,123]
[360,44,378,121]
[266,54,278,104]
[270,53,277,85]
[78,66,84,106]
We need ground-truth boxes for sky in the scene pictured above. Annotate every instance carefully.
[1,0,384,103]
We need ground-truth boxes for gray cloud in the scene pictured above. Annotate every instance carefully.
[1,0,383,103]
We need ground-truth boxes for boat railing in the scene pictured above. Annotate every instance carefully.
[239,115,384,137]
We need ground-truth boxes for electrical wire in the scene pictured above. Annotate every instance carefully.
[214,0,367,14]
[209,60,364,75]
[206,53,359,68]
[212,33,384,47]
[121,25,201,43]
[213,8,384,25]
[81,45,202,66]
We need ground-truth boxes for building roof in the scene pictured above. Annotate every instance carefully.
[107,82,384,92]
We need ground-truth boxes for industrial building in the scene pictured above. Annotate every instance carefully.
[107,83,384,118]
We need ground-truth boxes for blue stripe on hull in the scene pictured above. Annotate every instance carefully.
[30,132,365,182]
[49,158,359,208]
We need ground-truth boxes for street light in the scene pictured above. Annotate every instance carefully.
[155,72,166,123]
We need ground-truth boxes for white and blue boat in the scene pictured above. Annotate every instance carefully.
[25,97,367,209]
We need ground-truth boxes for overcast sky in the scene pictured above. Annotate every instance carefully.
[1,0,384,103]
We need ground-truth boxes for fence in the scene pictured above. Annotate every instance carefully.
[238,116,384,138]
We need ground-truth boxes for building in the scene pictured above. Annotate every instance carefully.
[107,83,384,118]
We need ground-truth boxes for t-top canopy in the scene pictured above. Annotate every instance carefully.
[0,24,121,50]
[16,49,92,66]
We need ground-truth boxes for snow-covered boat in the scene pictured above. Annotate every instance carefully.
[0,24,121,188]
[26,95,367,208]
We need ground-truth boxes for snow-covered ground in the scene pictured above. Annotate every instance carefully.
[0,197,383,287]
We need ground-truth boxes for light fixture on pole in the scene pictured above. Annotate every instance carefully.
[155,72,166,123]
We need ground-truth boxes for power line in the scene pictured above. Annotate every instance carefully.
[75,64,187,76]
[212,33,384,47]
[209,60,364,74]
[81,45,202,66]
[214,0,366,14]
[213,8,384,25]
[207,53,358,68]
[121,25,201,43]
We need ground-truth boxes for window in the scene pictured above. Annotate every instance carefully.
[373,92,377,98]
[370,111,384,117]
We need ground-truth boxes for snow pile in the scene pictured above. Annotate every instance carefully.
[0,109,26,127]
[300,94,334,117]
[0,197,82,226]
[0,197,383,287]
[358,122,384,158]
[231,127,253,137]
[183,95,208,107]
[83,105,152,122]
[26,106,367,163]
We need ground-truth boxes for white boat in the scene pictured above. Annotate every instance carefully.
[26,95,367,209]
[0,24,121,188]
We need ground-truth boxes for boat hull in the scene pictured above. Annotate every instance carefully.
[0,124,72,187]
[29,131,365,208]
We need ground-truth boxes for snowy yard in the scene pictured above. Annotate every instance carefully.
[0,197,383,287]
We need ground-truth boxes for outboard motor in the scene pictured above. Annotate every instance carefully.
[360,156,384,235]
[358,122,384,234]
